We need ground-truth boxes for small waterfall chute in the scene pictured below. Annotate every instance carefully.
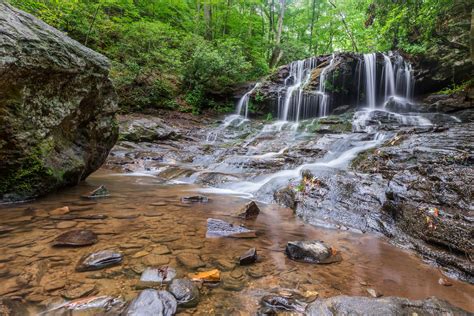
[383,53,396,102]
[236,83,260,118]
[363,53,377,108]
[279,57,317,121]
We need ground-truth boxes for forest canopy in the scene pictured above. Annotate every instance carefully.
[9,0,460,112]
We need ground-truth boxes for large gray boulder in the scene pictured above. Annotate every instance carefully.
[305,296,469,316]
[0,3,118,201]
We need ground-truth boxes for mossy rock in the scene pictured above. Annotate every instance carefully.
[0,3,118,202]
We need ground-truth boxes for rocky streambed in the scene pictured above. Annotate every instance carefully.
[1,110,472,315]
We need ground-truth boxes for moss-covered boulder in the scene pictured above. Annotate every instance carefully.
[0,3,118,202]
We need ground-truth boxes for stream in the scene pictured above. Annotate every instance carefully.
[0,168,473,314]
[0,52,472,314]
[1,105,473,314]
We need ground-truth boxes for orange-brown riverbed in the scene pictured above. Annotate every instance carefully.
[0,169,472,314]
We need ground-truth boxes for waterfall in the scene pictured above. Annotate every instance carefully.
[394,56,415,102]
[383,54,395,101]
[404,62,414,100]
[363,53,377,108]
[236,83,259,118]
[317,54,335,117]
[355,59,362,106]
[234,52,416,122]
[280,57,317,121]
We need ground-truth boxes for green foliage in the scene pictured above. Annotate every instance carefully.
[8,0,456,113]
[437,79,473,95]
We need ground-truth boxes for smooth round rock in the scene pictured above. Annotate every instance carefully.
[285,240,341,264]
[76,250,122,272]
[124,289,177,316]
[140,266,176,284]
[169,279,200,308]
[53,230,98,247]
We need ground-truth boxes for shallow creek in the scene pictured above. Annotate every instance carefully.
[0,169,473,314]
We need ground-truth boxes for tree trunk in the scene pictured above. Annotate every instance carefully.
[223,0,231,36]
[204,3,213,40]
[309,0,317,52]
[85,3,100,46]
[269,0,286,68]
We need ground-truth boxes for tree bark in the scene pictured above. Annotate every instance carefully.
[309,0,317,53]
[269,0,286,68]
[204,3,213,40]
[85,3,100,46]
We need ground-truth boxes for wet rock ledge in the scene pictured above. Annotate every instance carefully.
[0,2,118,202]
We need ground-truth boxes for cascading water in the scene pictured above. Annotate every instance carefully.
[236,83,260,118]
[279,57,317,121]
[394,55,415,101]
[317,54,335,117]
[383,53,396,101]
[135,51,439,203]
[360,52,415,109]
[363,53,377,108]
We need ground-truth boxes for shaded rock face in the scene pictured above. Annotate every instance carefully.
[305,295,470,316]
[372,124,474,280]
[295,123,474,281]
[411,3,473,96]
[0,3,118,202]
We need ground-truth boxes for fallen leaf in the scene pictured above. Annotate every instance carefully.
[188,269,220,282]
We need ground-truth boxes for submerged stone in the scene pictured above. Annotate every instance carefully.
[239,248,258,265]
[0,226,14,235]
[49,206,70,215]
[0,298,30,316]
[206,218,256,238]
[46,296,126,314]
[305,296,469,315]
[236,201,260,219]
[169,278,200,308]
[62,283,97,300]
[176,253,205,270]
[82,185,110,199]
[140,266,176,285]
[124,289,177,316]
[76,250,122,272]
[285,241,342,264]
[181,195,209,203]
[53,229,98,247]
[260,294,307,314]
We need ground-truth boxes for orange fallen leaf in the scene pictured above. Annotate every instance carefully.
[188,269,221,282]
